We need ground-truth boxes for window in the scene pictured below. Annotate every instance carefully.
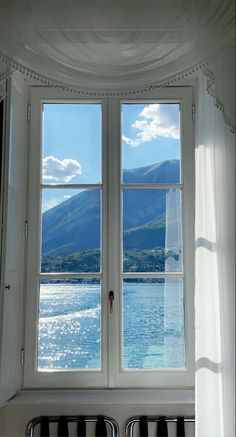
[24,87,194,388]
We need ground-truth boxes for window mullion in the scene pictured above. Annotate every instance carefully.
[121,183,183,190]
[40,273,102,279]
[106,97,121,388]
[41,184,102,189]
[122,272,184,279]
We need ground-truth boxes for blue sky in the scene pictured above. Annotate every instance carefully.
[122,103,180,169]
[42,102,180,211]
[43,103,101,185]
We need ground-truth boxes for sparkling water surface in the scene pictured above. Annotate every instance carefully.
[38,282,185,370]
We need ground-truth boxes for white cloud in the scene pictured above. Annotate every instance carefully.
[122,134,140,147]
[63,195,72,200]
[43,155,82,182]
[122,103,180,147]
[42,197,63,212]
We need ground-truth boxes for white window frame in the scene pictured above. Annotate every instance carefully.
[23,86,195,389]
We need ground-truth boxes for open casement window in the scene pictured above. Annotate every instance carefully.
[24,87,194,389]
[0,75,26,404]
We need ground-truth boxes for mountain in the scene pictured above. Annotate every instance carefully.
[42,159,180,257]
[123,160,179,184]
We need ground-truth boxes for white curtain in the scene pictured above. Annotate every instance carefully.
[195,61,235,437]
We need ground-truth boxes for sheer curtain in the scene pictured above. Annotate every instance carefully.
[195,55,235,437]
[164,189,184,367]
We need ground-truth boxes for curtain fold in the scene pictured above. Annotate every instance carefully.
[0,1,234,94]
[195,70,235,436]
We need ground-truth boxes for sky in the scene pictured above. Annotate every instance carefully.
[42,102,180,211]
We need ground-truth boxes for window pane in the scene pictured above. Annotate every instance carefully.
[123,189,182,272]
[122,103,180,183]
[41,189,101,273]
[38,279,101,370]
[42,103,101,184]
[122,279,185,369]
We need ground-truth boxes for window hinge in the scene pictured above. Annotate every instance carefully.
[25,220,29,238]
[192,105,195,122]
[20,348,25,367]
[27,105,31,121]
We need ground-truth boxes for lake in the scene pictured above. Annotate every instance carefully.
[38,281,185,370]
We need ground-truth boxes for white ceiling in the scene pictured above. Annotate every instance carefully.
[0,0,235,91]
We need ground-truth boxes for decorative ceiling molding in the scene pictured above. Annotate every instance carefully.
[204,67,235,134]
[0,40,233,100]
[0,0,234,96]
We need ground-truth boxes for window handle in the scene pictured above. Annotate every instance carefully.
[109,290,114,313]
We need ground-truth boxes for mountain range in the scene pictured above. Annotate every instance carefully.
[42,160,180,262]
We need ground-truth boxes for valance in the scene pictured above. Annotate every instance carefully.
[0,0,234,96]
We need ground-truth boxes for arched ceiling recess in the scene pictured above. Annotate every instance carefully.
[0,0,235,95]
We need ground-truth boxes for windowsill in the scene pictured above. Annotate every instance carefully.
[8,388,194,405]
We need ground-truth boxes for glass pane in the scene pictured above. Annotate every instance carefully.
[122,103,180,183]
[41,189,101,273]
[42,103,101,184]
[123,189,182,272]
[122,279,185,369]
[38,279,101,370]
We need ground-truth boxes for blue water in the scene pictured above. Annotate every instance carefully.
[38,282,185,370]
